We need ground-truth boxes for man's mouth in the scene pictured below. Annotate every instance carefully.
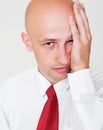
[53,65,70,73]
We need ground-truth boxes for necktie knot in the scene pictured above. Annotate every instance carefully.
[46,85,56,98]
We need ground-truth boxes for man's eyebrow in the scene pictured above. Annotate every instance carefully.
[39,38,60,43]
[39,35,73,43]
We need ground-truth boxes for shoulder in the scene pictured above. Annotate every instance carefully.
[0,68,37,101]
[0,68,38,118]
[0,68,36,89]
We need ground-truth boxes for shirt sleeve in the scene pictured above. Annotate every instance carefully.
[68,69,103,130]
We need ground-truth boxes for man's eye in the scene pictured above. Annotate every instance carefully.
[44,42,55,49]
[45,42,53,46]
[68,39,73,43]
[67,39,73,45]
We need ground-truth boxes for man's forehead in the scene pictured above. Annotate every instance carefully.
[25,0,73,33]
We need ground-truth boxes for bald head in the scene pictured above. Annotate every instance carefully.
[25,0,73,34]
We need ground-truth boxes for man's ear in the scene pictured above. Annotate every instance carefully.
[21,32,33,52]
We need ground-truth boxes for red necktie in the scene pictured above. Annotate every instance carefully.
[37,85,59,130]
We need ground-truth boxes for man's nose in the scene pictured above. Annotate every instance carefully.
[56,47,71,65]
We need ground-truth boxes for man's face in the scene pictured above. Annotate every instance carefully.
[23,0,73,84]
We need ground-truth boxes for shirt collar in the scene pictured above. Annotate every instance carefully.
[35,69,70,98]
[54,77,70,99]
[36,69,51,97]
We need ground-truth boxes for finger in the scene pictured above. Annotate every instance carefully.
[73,3,88,42]
[79,3,92,39]
[69,15,80,42]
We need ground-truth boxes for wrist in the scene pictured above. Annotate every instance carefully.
[71,65,89,73]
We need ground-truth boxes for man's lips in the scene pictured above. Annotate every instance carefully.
[53,66,69,73]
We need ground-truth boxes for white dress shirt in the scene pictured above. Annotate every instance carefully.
[0,68,103,130]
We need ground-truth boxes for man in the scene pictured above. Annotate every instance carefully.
[0,0,103,130]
